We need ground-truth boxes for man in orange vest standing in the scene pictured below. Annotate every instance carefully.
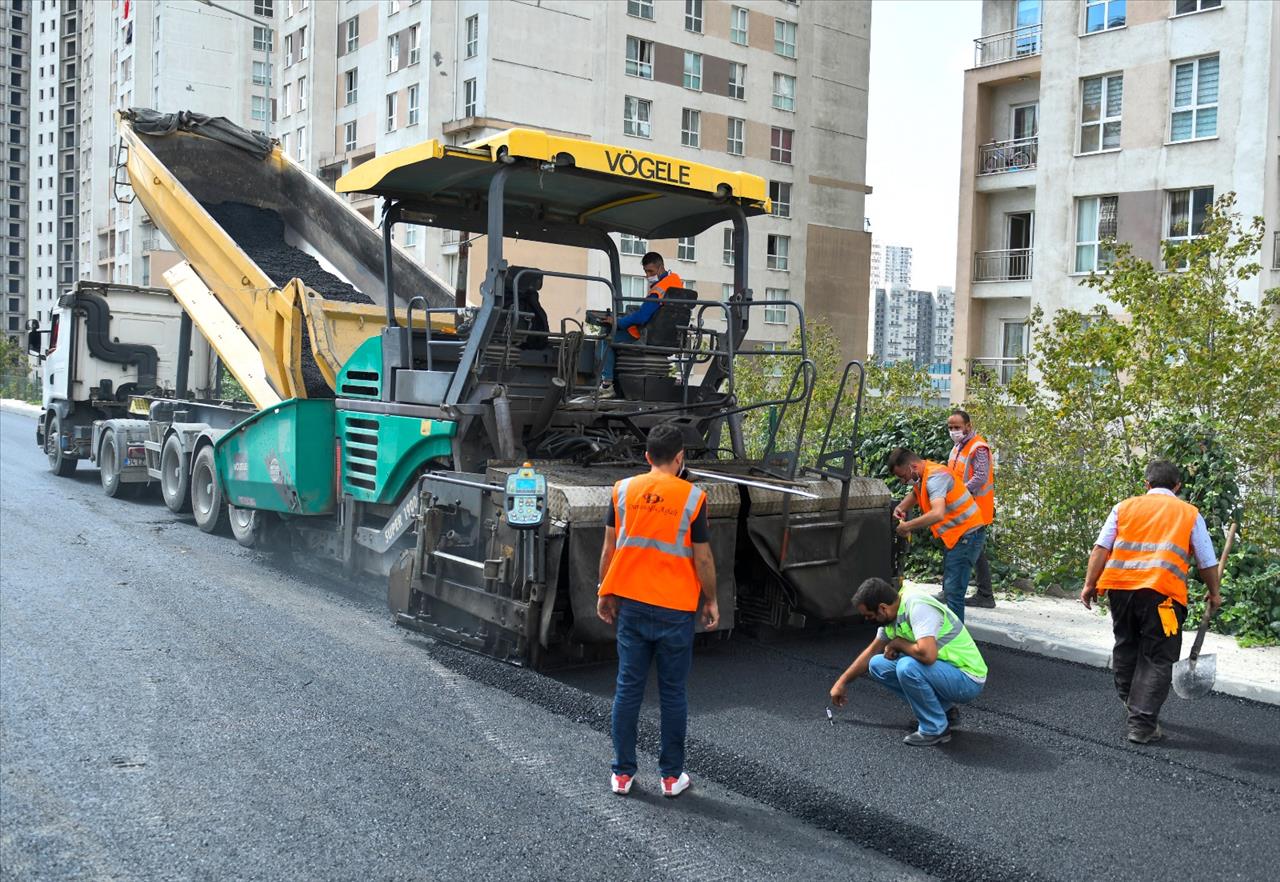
[947,409,996,609]
[597,422,719,797]
[1081,460,1221,744]
[593,252,683,399]
[889,447,987,622]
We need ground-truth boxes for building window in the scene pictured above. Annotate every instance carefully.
[296,127,306,164]
[1084,0,1125,33]
[1170,55,1218,141]
[253,0,273,16]
[683,51,702,91]
[344,16,359,54]
[1174,0,1221,13]
[626,36,653,79]
[730,6,748,45]
[283,32,293,65]
[774,19,796,58]
[767,235,790,271]
[408,25,420,65]
[403,226,417,247]
[620,234,647,256]
[281,83,291,116]
[280,130,290,153]
[344,121,357,152]
[463,78,477,117]
[681,108,700,148]
[297,76,306,111]
[1074,195,1117,272]
[344,68,358,105]
[627,0,654,21]
[465,14,478,58]
[772,73,795,111]
[763,299,788,325]
[386,92,397,132]
[388,34,400,73]
[251,60,271,87]
[1166,186,1213,256]
[770,127,793,164]
[623,95,651,138]
[722,228,735,265]
[252,25,271,52]
[728,62,746,100]
[726,117,744,155]
[769,181,791,218]
[676,236,696,261]
[1079,73,1122,153]
[685,0,703,33]
[251,95,268,121]
[621,274,647,300]
[408,84,420,125]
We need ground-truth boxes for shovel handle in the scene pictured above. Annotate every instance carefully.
[1189,521,1237,661]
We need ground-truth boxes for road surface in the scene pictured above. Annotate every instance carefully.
[2,409,1277,881]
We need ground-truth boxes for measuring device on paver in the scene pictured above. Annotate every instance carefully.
[504,464,547,530]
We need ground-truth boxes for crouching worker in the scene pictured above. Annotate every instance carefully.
[829,577,988,747]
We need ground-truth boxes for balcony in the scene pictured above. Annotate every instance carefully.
[973,24,1042,67]
[974,248,1033,282]
[978,137,1037,176]
[968,357,1026,387]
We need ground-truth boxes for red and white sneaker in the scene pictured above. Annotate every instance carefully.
[661,772,691,798]
[611,773,634,795]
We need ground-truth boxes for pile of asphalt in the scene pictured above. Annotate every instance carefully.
[203,201,373,397]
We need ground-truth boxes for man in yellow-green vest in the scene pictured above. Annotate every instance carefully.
[829,577,988,747]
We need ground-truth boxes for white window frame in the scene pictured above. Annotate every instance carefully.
[685,0,704,33]
[1079,73,1122,154]
[297,76,306,112]
[252,25,271,52]
[344,121,357,152]
[463,78,477,117]
[295,126,306,164]
[623,95,651,139]
[1173,0,1222,15]
[387,34,400,73]
[281,83,291,118]
[772,72,795,112]
[683,51,702,91]
[677,236,696,261]
[1083,0,1125,34]
[621,274,648,300]
[408,25,420,65]
[1073,195,1117,273]
[680,108,700,148]
[620,234,647,257]
[252,60,271,87]
[344,17,359,54]
[1165,186,1214,262]
[728,62,746,100]
[385,92,397,133]
[404,225,417,247]
[726,117,744,155]
[763,298,788,325]
[627,0,654,21]
[722,228,735,266]
[767,234,790,271]
[774,19,796,58]
[770,127,793,164]
[465,15,478,58]
[626,36,653,80]
[769,181,791,218]
[344,68,357,105]
[407,84,420,125]
[730,6,748,45]
[1170,54,1218,142]
[250,95,268,122]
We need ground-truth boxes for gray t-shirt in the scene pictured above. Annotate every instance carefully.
[877,597,942,643]
[925,470,954,506]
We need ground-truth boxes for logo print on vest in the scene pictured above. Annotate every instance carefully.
[642,492,665,504]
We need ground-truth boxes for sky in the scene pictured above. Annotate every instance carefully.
[865,0,982,293]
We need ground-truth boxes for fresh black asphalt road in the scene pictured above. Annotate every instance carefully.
[3,408,1277,881]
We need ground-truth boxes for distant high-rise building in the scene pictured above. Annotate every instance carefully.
[933,285,954,365]
[872,283,935,369]
[884,244,912,287]
[2,0,31,343]
[869,241,883,288]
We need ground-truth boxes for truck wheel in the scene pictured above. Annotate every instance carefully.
[228,505,266,548]
[160,433,192,514]
[98,429,133,499]
[191,446,227,534]
[45,414,78,477]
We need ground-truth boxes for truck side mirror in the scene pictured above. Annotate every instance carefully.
[25,320,42,358]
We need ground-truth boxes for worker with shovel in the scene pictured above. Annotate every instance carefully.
[1080,460,1222,744]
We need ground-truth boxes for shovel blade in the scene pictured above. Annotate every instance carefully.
[1172,653,1217,700]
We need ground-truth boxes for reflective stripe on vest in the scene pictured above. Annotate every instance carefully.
[625,271,683,339]
[599,471,705,612]
[948,434,994,525]
[1096,493,1200,606]
[884,590,988,680]
[917,460,985,549]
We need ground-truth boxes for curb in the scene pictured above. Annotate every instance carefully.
[968,621,1280,706]
[0,400,42,418]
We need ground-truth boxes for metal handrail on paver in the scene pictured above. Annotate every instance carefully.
[973,23,1042,67]
[974,248,1033,282]
[979,137,1038,175]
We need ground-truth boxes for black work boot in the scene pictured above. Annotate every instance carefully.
[964,592,996,609]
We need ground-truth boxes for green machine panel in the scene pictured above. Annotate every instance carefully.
[214,398,337,516]
[334,336,383,400]
[339,410,456,504]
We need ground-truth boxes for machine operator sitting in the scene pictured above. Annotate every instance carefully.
[592,251,683,400]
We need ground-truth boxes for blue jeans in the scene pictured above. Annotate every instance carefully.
[599,328,634,381]
[867,654,984,736]
[942,526,986,622]
[611,597,696,778]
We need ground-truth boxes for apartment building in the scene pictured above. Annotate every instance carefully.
[869,240,883,289]
[883,243,912,287]
[78,0,275,301]
[953,0,1280,399]
[872,284,935,368]
[25,0,80,327]
[2,0,31,343]
[274,0,873,360]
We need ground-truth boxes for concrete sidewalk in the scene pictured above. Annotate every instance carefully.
[0,399,41,418]
[907,580,1280,706]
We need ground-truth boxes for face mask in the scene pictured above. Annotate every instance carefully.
[645,275,659,284]
[949,428,966,443]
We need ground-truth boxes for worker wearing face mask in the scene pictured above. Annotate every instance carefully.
[946,409,995,609]
[590,252,683,400]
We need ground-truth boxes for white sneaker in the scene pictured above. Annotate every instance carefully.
[611,773,634,795]
[661,772,691,798]
[597,381,616,400]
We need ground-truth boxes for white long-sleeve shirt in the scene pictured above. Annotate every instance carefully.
[1094,488,1217,570]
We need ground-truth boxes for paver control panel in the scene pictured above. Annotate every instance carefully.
[504,464,547,529]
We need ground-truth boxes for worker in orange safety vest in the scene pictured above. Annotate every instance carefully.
[947,409,996,609]
[1081,460,1221,744]
[591,252,683,400]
